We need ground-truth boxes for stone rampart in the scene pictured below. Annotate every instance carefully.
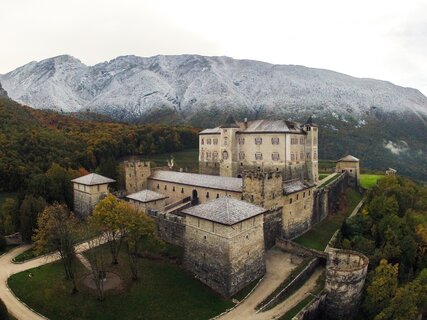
[292,292,327,320]
[147,210,185,247]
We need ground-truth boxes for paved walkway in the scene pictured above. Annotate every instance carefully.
[0,238,106,320]
[217,249,323,320]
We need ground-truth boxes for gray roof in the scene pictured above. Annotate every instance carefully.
[71,173,116,186]
[126,190,168,203]
[199,119,305,135]
[149,170,242,192]
[182,196,266,225]
[283,180,313,195]
[337,155,359,162]
[199,127,221,135]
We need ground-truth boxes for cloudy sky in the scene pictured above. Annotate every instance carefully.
[1,0,426,94]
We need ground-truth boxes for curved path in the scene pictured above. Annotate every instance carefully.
[0,239,105,320]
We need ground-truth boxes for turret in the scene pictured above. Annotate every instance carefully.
[219,115,240,177]
[303,116,319,184]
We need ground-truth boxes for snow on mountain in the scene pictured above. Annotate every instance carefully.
[1,54,427,121]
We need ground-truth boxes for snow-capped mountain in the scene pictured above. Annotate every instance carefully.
[1,54,426,121]
[0,81,7,98]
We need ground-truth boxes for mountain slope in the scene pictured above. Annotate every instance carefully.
[1,54,426,181]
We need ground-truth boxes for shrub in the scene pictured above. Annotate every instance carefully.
[0,298,9,320]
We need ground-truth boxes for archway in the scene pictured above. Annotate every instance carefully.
[191,189,199,205]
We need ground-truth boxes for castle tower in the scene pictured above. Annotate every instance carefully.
[124,160,151,193]
[71,173,116,218]
[324,249,369,320]
[242,170,283,208]
[303,116,319,184]
[219,115,240,177]
[335,155,360,187]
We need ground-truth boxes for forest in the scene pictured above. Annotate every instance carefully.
[0,97,198,242]
[337,176,427,319]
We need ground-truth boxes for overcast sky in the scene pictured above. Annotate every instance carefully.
[1,0,427,94]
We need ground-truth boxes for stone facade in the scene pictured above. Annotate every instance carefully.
[335,155,359,187]
[124,160,151,193]
[324,249,369,320]
[147,210,185,247]
[199,119,319,184]
[183,214,266,297]
[73,183,110,217]
[127,197,167,213]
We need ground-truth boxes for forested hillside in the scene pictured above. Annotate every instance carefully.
[0,96,199,192]
[338,176,427,319]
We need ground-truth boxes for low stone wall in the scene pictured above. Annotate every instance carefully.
[293,292,327,320]
[276,238,327,259]
[258,257,321,312]
[263,207,283,250]
[147,210,185,247]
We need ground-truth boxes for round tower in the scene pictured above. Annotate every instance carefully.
[324,249,369,320]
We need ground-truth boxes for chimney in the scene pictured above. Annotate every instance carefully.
[244,117,248,129]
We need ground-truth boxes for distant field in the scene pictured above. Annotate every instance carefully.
[136,149,199,172]
[360,174,383,189]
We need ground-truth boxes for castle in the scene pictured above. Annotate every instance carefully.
[72,116,366,319]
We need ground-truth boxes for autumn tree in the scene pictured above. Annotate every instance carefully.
[122,203,161,281]
[363,259,399,317]
[91,195,127,265]
[19,195,47,242]
[33,203,80,294]
[0,197,17,234]
[84,231,108,301]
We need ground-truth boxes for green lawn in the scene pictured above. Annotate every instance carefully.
[138,149,199,172]
[12,247,39,263]
[294,188,362,251]
[319,173,330,180]
[360,174,383,189]
[8,243,233,320]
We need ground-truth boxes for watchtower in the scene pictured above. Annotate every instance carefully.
[219,115,240,177]
[124,160,151,193]
[335,155,360,187]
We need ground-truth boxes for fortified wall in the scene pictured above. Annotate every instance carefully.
[147,209,185,247]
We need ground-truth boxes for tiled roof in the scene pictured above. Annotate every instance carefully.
[182,196,266,225]
[337,155,359,162]
[126,190,168,203]
[71,173,116,186]
[149,170,242,192]
[199,127,221,134]
[199,119,305,135]
[283,180,313,195]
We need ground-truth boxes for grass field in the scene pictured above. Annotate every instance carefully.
[360,174,383,189]
[137,149,199,172]
[294,188,362,251]
[319,173,330,180]
[8,243,233,320]
[12,248,39,263]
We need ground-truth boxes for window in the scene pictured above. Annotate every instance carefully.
[216,193,219,198]
[213,151,218,160]
[207,151,211,159]
[207,138,211,145]
[213,138,218,145]
[239,137,245,145]
[181,188,184,193]
[255,137,262,145]
[300,137,304,144]
[272,152,279,161]
[255,152,263,160]
[290,198,293,204]
[239,151,245,160]
[97,185,100,192]
[306,152,311,160]
[164,185,167,190]
[157,184,160,189]
[206,192,209,198]
[303,192,306,198]
[271,137,279,145]
[309,190,311,196]
[297,194,299,200]
[222,150,229,160]
[291,153,295,161]
[201,138,204,145]
[313,127,317,132]
[173,186,175,192]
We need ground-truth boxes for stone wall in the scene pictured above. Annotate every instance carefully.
[147,210,185,247]
[293,293,327,320]
[263,207,283,250]
[184,214,266,297]
[324,249,369,320]
[276,238,327,260]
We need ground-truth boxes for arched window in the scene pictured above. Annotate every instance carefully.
[222,150,229,160]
